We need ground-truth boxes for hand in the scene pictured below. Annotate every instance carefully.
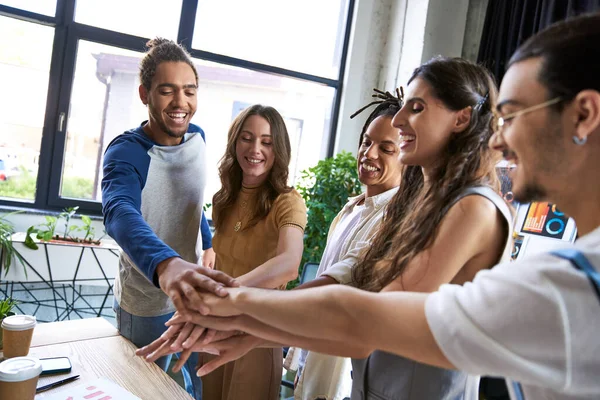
[202,329,238,345]
[135,321,185,361]
[156,257,238,315]
[136,322,218,366]
[166,311,241,331]
[162,314,227,351]
[170,322,207,353]
[195,334,261,376]
[202,248,216,269]
[137,323,242,374]
[170,329,240,373]
[203,290,243,317]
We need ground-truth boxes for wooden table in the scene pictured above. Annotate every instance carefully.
[2,318,191,399]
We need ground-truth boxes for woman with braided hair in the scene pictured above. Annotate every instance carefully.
[290,89,404,400]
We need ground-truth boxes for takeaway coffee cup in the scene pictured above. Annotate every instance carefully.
[0,356,42,400]
[1,315,36,358]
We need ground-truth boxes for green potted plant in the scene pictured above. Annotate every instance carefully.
[24,206,102,250]
[289,151,362,289]
[0,297,18,349]
[0,211,26,277]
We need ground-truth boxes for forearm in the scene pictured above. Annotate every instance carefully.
[236,253,299,288]
[231,285,452,368]
[233,314,370,358]
[105,205,178,284]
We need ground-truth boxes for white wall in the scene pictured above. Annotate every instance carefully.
[462,0,490,61]
[334,0,473,156]
[422,0,469,62]
[334,0,394,155]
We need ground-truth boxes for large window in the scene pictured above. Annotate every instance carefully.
[0,16,54,201]
[193,0,348,78]
[0,0,353,214]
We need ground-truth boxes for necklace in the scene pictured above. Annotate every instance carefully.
[234,198,249,232]
[234,184,259,232]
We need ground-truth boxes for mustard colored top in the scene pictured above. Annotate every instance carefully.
[213,186,307,280]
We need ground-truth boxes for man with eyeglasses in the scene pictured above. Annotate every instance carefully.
[162,13,600,400]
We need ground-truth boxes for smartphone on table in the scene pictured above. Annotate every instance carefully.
[39,357,72,376]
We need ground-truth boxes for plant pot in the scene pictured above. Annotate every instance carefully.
[0,318,3,349]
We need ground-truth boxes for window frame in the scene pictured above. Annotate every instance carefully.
[0,0,355,215]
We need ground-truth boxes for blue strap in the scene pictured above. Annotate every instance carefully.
[512,381,525,400]
[508,248,599,400]
[551,248,600,304]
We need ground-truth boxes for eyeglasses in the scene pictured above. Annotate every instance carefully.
[493,97,562,133]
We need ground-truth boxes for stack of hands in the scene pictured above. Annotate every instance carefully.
[135,281,256,377]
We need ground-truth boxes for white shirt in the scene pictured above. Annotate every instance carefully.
[425,225,600,399]
[320,187,399,285]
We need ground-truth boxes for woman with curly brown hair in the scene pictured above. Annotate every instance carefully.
[196,104,307,400]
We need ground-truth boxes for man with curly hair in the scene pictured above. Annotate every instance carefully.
[102,38,237,400]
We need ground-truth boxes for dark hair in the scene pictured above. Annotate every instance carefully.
[139,38,198,90]
[352,88,403,148]
[212,105,292,231]
[509,13,600,107]
[353,57,501,291]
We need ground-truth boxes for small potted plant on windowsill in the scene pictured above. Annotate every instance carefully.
[24,206,103,250]
[0,297,18,349]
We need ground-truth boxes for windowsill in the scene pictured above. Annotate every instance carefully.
[0,204,103,220]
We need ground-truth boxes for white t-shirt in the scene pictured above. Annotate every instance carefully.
[425,225,600,399]
[320,187,399,285]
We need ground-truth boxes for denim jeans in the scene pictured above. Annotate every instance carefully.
[114,300,202,400]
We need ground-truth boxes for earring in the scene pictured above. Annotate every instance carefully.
[573,136,587,145]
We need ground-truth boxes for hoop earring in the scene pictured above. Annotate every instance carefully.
[572,136,587,145]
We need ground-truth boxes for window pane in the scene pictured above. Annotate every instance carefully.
[62,44,334,208]
[193,0,349,79]
[0,16,54,201]
[0,0,56,16]
[61,41,146,201]
[75,0,182,40]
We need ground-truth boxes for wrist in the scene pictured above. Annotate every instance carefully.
[228,287,247,311]
[155,257,178,287]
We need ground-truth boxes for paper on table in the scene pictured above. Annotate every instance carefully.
[42,377,140,400]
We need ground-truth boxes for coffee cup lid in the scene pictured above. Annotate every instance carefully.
[0,357,42,382]
[1,315,36,331]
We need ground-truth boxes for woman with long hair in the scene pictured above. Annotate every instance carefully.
[182,104,306,400]
[342,57,514,400]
